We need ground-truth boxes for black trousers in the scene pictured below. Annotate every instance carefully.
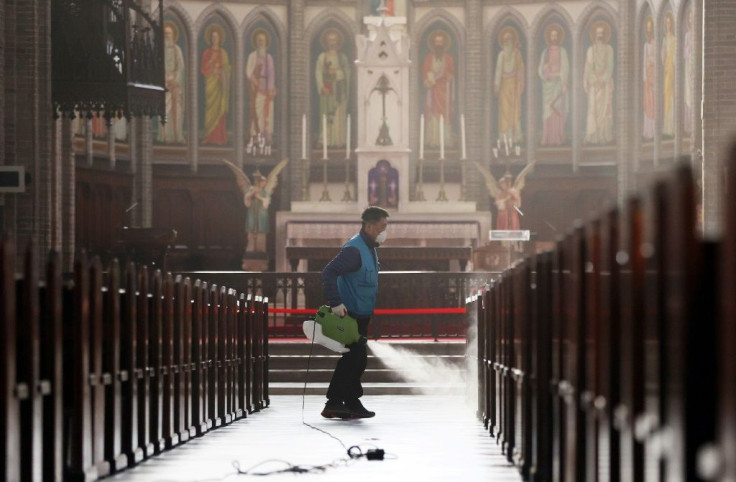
[326,317,369,403]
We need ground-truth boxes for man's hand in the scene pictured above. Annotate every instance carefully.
[331,304,347,318]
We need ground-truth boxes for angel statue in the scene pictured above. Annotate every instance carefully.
[472,160,536,231]
[221,157,289,254]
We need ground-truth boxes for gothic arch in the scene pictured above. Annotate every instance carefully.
[413,9,466,153]
[485,9,528,146]
[154,4,193,149]
[530,5,576,149]
[241,7,288,157]
[194,5,240,148]
[304,10,358,150]
[577,3,618,147]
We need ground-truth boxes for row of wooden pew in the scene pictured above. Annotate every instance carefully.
[1,241,269,481]
[472,157,736,481]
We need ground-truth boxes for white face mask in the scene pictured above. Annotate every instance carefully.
[375,230,388,244]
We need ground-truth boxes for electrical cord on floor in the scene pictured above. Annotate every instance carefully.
[228,315,387,478]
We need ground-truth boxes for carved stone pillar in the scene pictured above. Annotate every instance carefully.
[702,0,736,236]
[289,0,307,201]
[617,0,634,202]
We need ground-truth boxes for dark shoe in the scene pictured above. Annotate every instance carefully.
[345,399,375,418]
[321,400,353,419]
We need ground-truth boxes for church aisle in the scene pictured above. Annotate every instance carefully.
[109,395,522,481]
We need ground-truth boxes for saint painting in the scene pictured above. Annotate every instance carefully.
[421,28,456,149]
[314,27,351,148]
[642,15,656,140]
[159,19,186,144]
[583,20,615,145]
[683,3,695,136]
[200,22,232,145]
[661,11,676,137]
[245,27,276,154]
[494,25,525,144]
[538,23,570,146]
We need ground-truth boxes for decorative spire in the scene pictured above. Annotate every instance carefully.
[377,0,388,17]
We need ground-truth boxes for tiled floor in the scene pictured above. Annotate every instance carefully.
[109,394,522,481]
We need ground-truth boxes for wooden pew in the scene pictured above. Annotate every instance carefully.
[530,251,553,482]
[615,197,646,482]
[161,272,178,449]
[102,260,127,471]
[712,142,736,482]
[66,254,96,480]
[136,266,154,457]
[41,251,64,481]
[261,297,268,408]
[582,220,601,481]
[244,294,254,414]
[0,239,19,482]
[217,286,230,424]
[562,225,587,482]
[488,284,498,439]
[595,209,621,482]
[659,166,718,481]
[87,257,110,477]
[550,240,566,482]
[120,262,143,465]
[17,245,43,481]
[235,293,248,419]
[190,279,209,435]
[172,275,191,443]
[511,261,532,478]
[148,270,165,453]
[207,284,221,427]
[252,296,264,412]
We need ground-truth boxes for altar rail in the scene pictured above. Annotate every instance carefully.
[469,156,735,481]
[180,271,495,339]
[0,244,269,481]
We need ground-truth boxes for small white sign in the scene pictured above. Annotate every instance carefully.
[489,230,530,241]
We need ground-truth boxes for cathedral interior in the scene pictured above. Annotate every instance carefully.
[2,0,736,480]
[3,0,730,273]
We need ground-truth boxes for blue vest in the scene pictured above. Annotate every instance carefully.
[337,234,379,317]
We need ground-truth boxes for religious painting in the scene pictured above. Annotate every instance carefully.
[682,1,695,137]
[419,24,458,152]
[537,19,571,147]
[199,19,233,146]
[368,159,399,209]
[244,22,279,156]
[371,0,393,15]
[492,22,526,146]
[155,14,187,145]
[642,12,656,141]
[370,0,406,16]
[312,25,353,150]
[661,7,676,138]
[582,17,616,145]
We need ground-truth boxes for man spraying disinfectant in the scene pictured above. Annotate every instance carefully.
[317,206,389,419]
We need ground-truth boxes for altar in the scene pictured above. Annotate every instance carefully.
[274,211,490,271]
[277,11,491,272]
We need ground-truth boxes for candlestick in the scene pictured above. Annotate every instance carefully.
[301,114,306,159]
[322,114,328,159]
[460,114,466,160]
[345,114,351,160]
[439,114,445,160]
[419,114,425,159]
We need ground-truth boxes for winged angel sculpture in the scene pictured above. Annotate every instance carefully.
[221,157,289,253]
[472,160,536,231]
